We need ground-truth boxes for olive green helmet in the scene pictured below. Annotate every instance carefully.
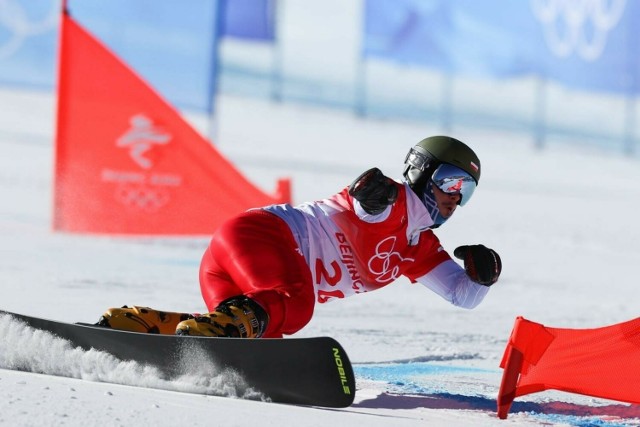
[402,136,481,193]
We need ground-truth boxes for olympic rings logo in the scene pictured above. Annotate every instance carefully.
[531,0,626,61]
[0,0,58,60]
[114,184,170,213]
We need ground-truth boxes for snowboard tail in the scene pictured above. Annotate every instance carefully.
[0,310,356,407]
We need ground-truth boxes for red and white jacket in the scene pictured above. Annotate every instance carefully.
[263,181,489,308]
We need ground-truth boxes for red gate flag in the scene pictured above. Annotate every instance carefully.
[54,10,290,235]
[497,316,640,419]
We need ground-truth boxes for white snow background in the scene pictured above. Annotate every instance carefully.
[1,86,640,427]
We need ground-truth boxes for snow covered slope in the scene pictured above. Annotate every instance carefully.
[1,87,639,426]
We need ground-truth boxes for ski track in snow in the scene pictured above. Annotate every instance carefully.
[2,313,639,427]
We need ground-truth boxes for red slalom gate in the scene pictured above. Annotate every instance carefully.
[54,8,290,235]
[498,316,640,419]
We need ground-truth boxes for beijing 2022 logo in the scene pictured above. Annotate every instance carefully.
[531,0,626,61]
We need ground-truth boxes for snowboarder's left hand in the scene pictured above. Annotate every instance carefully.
[454,244,502,286]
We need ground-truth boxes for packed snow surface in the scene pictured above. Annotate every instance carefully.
[1,88,640,426]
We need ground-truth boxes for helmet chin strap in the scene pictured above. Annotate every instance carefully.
[422,182,448,228]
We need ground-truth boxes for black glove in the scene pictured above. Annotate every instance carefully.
[348,168,398,215]
[454,244,502,286]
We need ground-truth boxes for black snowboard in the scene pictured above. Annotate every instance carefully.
[0,310,356,408]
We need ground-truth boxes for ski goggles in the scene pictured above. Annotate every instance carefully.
[431,163,477,206]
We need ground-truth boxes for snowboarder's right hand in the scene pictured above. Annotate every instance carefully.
[454,244,502,286]
[349,168,398,215]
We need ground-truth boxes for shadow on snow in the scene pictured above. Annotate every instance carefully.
[354,392,640,425]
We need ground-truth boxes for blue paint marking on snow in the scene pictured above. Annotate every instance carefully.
[353,362,640,427]
[353,362,494,395]
[354,361,491,379]
[530,413,638,427]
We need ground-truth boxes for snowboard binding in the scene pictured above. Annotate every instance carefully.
[175,296,268,338]
[97,306,194,335]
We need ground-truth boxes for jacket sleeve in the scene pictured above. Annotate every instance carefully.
[415,259,490,309]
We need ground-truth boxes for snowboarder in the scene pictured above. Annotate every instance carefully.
[99,136,502,338]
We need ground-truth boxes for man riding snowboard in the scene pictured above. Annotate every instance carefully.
[99,136,502,338]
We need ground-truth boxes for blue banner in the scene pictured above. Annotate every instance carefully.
[364,0,638,93]
[364,0,452,69]
[0,1,58,89]
[223,0,275,41]
[0,0,276,112]
[530,0,636,93]
[70,0,221,112]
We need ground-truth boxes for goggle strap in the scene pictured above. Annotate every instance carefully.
[405,148,433,171]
